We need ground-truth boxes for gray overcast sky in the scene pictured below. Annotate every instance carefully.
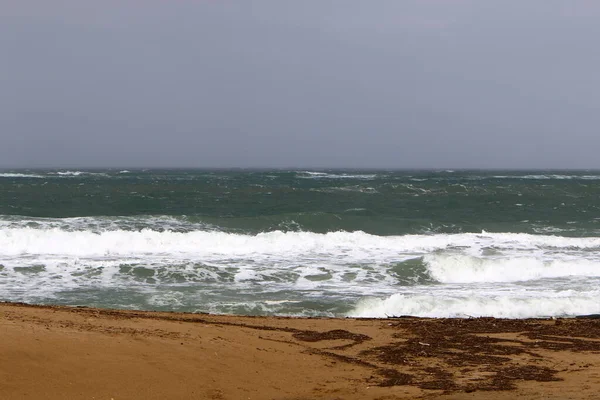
[1,1,599,169]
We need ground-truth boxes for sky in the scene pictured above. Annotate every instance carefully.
[1,1,599,169]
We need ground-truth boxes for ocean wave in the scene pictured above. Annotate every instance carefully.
[349,292,600,318]
[2,225,600,317]
[0,228,416,261]
[297,171,378,180]
[3,226,600,292]
[55,171,85,176]
[0,173,45,178]
[424,254,600,283]
[309,186,379,194]
[492,174,600,180]
[0,171,110,179]
[0,215,216,233]
[51,171,109,177]
[3,227,600,259]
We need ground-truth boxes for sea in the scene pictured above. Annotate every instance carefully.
[1,169,599,319]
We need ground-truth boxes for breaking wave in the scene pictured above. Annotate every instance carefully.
[2,215,600,317]
[297,171,378,180]
[349,292,600,319]
[424,254,600,283]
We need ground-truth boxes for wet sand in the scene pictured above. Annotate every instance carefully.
[1,302,599,399]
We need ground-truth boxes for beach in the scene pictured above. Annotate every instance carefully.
[2,170,600,399]
[4,0,599,395]
[2,302,599,399]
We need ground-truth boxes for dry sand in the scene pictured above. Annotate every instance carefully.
[1,302,599,399]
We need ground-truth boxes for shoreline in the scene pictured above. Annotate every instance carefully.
[2,302,600,399]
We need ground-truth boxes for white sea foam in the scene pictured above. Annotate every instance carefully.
[147,291,186,307]
[2,226,600,298]
[349,292,600,318]
[0,173,45,178]
[3,224,600,317]
[55,171,85,176]
[0,171,110,179]
[0,215,215,233]
[0,228,418,264]
[310,186,379,194]
[2,228,600,263]
[52,171,109,177]
[297,171,378,180]
[493,174,600,180]
[424,254,600,283]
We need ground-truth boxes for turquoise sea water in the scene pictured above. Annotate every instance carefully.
[1,169,599,317]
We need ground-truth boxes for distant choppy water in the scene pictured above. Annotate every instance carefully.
[1,169,600,318]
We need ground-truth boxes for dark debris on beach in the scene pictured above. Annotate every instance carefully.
[294,316,600,393]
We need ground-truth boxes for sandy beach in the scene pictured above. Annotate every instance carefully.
[0,303,598,399]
